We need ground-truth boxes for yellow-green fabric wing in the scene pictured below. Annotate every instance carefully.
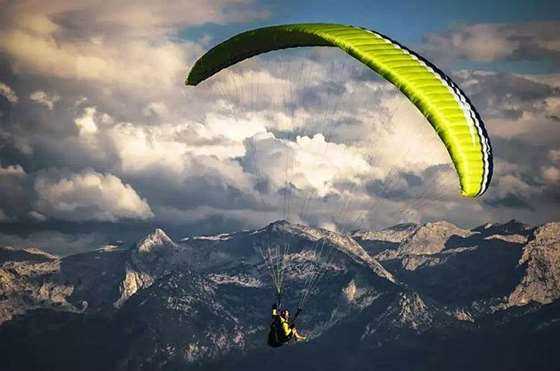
[186,23,493,197]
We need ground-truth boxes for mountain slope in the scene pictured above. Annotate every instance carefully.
[0,220,559,371]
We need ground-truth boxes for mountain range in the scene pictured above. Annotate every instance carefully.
[0,219,559,371]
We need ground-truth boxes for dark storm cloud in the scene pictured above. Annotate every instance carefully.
[0,164,33,221]
[364,165,456,202]
[484,192,534,210]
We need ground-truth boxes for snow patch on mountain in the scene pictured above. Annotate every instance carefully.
[208,273,263,288]
[484,234,528,244]
[114,263,155,308]
[136,228,177,254]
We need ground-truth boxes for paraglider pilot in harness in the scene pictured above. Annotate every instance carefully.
[268,302,306,347]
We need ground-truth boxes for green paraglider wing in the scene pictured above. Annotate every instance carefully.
[186,23,493,197]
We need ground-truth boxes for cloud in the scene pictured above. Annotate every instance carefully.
[34,169,154,222]
[548,148,560,162]
[0,29,194,93]
[424,21,560,65]
[29,90,60,110]
[542,166,560,184]
[27,210,47,222]
[1,9,559,241]
[541,148,560,185]
[74,106,98,135]
[0,1,268,39]
[482,160,540,211]
[0,164,26,176]
[0,1,267,94]
[0,81,18,103]
[244,132,371,197]
[0,209,12,222]
[0,164,30,222]
[106,121,193,177]
[452,70,560,146]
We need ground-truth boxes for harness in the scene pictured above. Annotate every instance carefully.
[267,305,302,347]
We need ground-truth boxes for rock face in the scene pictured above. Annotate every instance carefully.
[0,257,75,324]
[115,228,187,308]
[0,220,559,371]
[508,223,560,306]
[0,228,189,322]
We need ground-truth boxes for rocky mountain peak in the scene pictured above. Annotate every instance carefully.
[352,223,419,243]
[473,219,532,237]
[398,221,470,255]
[264,219,308,236]
[393,292,436,330]
[135,228,176,254]
[531,222,560,244]
[269,219,290,227]
[0,246,57,264]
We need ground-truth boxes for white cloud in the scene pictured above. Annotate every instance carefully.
[108,122,190,176]
[0,164,26,176]
[425,24,517,62]
[209,69,295,109]
[424,21,560,63]
[0,32,194,93]
[245,132,371,197]
[0,1,267,93]
[549,148,560,162]
[542,166,560,184]
[142,102,169,117]
[27,210,47,222]
[0,81,18,103]
[34,169,154,222]
[29,90,60,110]
[541,149,560,185]
[105,113,265,178]
[1,7,558,234]
[75,107,99,135]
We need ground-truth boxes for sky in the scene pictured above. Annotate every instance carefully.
[0,0,559,255]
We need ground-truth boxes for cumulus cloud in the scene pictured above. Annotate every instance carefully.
[29,90,60,110]
[424,21,560,65]
[34,169,154,222]
[0,30,193,93]
[541,148,560,185]
[27,210,47,222]
[0,81,18,103]
[452,70,560,148]
[542,166,560,184]
[0,164,29,222]
[548,148,560,162]
[244,132,371,196]
[74,106,98,135]
[0,6,559,243]
[0,164,26,176]
[0,1,266,93]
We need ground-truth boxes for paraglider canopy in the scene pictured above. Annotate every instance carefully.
[186,23,493,198]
